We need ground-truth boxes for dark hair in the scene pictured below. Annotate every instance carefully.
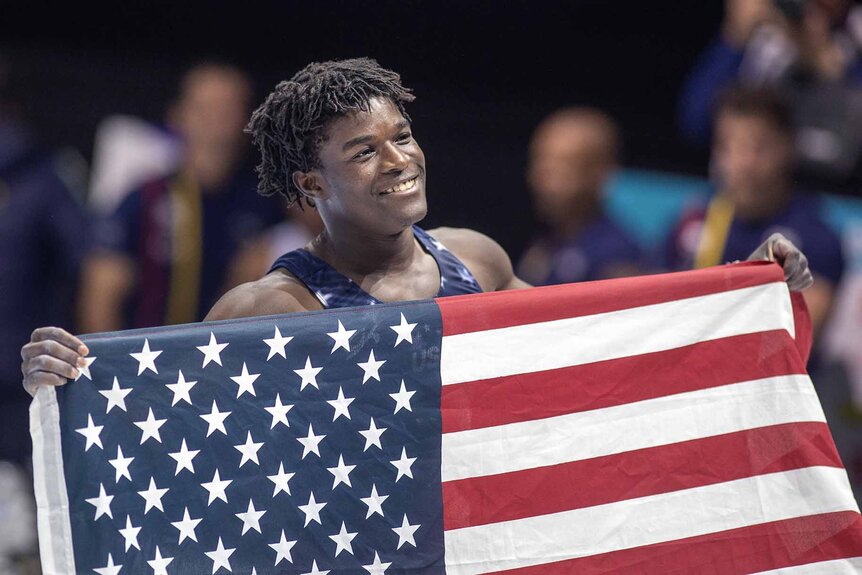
[715,86,794,135]
[246,57,415,207]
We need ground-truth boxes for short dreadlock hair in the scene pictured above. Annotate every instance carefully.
[246,58,415,207]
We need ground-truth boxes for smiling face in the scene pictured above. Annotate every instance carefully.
[293,97,427,237]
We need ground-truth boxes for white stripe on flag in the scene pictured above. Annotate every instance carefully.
[749,558,862,574]
[29,387,76,575]
[440,282,794,386]
[442,374,823,482]
[443,466,860,575]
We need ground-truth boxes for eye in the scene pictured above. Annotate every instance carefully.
[352,147,374,160]
[396,132,412,144]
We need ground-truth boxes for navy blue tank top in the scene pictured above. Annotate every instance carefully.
[267,226,483,309]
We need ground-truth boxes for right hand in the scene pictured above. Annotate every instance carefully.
[21,327,89,397]
[723,0,774,47]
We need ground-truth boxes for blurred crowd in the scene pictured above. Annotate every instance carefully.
[3,0,862,571]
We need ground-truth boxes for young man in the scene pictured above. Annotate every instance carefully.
[668,86,842,337]
[21,58,812,394]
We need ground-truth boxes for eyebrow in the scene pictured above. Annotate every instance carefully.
[341,120,411,153]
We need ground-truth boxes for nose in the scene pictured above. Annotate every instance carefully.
[380,141,409,173]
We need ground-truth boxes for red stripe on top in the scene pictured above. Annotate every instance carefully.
[487,511,862,575]
[443,422,841,531]
[442,330,805,434]
[438,261,785,336]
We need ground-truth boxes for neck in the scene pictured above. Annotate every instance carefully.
[312,222,419,278]
[185,146,236,190]
[554,196,602,237]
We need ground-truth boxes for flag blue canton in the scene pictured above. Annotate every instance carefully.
[59,301,446,574]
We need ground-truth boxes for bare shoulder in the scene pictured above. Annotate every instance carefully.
[204,270,322,321]
[427,227,530,291]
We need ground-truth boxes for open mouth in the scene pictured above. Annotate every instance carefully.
[380,177,418,195]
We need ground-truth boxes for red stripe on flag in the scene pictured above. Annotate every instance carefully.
[487,511,862,575]
[443,422,841,530]
[442,330,805,434]
[438,261,785,336]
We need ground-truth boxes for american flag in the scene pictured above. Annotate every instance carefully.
[31,262,862,574]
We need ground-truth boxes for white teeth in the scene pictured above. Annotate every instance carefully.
[384,178,416,194]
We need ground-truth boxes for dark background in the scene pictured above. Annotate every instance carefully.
[1,0,724,256]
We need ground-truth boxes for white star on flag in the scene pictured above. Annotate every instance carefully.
[166,369,197,406]
[361,484,388,518]
[234,431,264,467]
[264,394,293,429]
[390,447,417,482]
[269,530,298,566]
[74,356,96,381]
[93,553,121,575]
[108,445,134,482]
[168,439,199,475]
[98,376,132,413]
[133,407,166,444]
[85,483,113,520]
[326,387,354,421]
[236,499,267,535]
[197,332,228,367]
[327,320,356,353]
[297,424,325,459]
[137,477,169,514]
[201,469,232,505]
[298,491,327,527]
[329,522,357,557]
[363,552,392,575]
[359,418,387,451]
[205,538,235,574]
[230,362,260,397]
[171,507,201,544]
[389,380,416,414]
[327,454,356,489]
[392,514,420,549]
[147,547,173,575]
[357,349,386,383]
[389,313,417,346]
[75,413,103,451]
[263,326,293,360]
[267,462,295,497]
[118,515,141,551]
[130,338,162,375]
[294,356,323,390]
[302,560,330,575]
[200,400,231,437]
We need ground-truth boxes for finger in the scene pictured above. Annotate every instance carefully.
[29,327,88,356]
[788,269,814,292]
[23,371,71,398]
[23,356,79,381]
[21,339,84,367]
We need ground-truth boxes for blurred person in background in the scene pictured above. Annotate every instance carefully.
[679,0,862,183]
[81,62,284,332]
[0,54,86,570]
[517,107,642,285]
[668,86,843,339]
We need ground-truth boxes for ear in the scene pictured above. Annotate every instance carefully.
[292,170,328,202]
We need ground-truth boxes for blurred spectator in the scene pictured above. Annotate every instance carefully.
[668,87,843,337]
[88,114,181,214]
[0,53,86,566]
[517,108,641,285]
[82,63,283,332]
[678,0,862,181]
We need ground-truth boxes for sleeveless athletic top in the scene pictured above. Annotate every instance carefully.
[267,226,483,309]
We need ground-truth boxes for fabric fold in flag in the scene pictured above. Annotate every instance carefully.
[31,261,862,574]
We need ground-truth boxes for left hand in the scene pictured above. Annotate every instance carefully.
[747,233,814,291]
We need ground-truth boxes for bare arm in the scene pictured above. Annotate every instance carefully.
[78,252,135,333]
[205,273,320,321]
[428,227,531,292]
